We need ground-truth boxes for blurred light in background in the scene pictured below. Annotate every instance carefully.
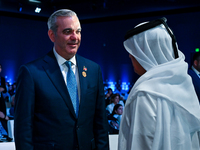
[195,48,199,52]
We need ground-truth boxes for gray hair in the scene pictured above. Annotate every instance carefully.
[47,9,77,34]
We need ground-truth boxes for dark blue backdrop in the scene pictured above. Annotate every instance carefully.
[0,11,200,92]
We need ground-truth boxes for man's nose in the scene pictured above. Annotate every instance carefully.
[70,32,78,40]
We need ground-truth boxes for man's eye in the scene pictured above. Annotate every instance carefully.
[63,29,72,34]
[65,30,71,34]
[63,29,81,35]
[76,30,81,34]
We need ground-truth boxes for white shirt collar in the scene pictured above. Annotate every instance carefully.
[53,47,76,66]
[53,48,80,101]
[192,66,200,76]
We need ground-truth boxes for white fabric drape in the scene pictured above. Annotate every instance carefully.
[118,24,200,150]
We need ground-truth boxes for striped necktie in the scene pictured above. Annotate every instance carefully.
[65,61,79,117]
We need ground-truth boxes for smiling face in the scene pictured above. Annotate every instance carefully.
[129,54,146,76]
[48,15,81,60]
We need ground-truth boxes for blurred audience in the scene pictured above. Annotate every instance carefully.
[9,94,15,117]
[107,104,123,134]
[8,82,16,97]
[0,64,9,138]
[105,88,113,106]
[2,82,10,104]
[106,93,124,114]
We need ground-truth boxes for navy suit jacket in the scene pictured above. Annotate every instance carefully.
[188,68,200,102]
[14,50,109,150]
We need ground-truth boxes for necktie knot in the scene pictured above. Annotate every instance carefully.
[65,61,72,69]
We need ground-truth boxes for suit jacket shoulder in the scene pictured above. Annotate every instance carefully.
[76,54,99,67]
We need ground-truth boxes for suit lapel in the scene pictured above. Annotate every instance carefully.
[42,50,76,118]
[76,55,88,118]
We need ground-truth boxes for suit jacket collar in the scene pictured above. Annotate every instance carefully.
[42,51,89,119]
[42,50,77,118]
[76,55,88,115]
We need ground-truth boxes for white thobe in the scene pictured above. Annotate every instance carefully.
[118,56,200,150]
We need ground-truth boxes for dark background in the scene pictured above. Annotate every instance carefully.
[0,0,200,92]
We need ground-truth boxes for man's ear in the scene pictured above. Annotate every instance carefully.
[48,29,55,43]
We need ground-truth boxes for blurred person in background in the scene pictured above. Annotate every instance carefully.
[188,52,200,102]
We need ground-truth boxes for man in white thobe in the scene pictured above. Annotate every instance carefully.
[118,18,200,150]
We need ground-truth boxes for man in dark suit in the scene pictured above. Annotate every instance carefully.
[14,9,109,150]
[188,52,200,102]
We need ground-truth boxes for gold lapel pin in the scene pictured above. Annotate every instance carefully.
[82,66,87,77]
[82,71,87,77]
